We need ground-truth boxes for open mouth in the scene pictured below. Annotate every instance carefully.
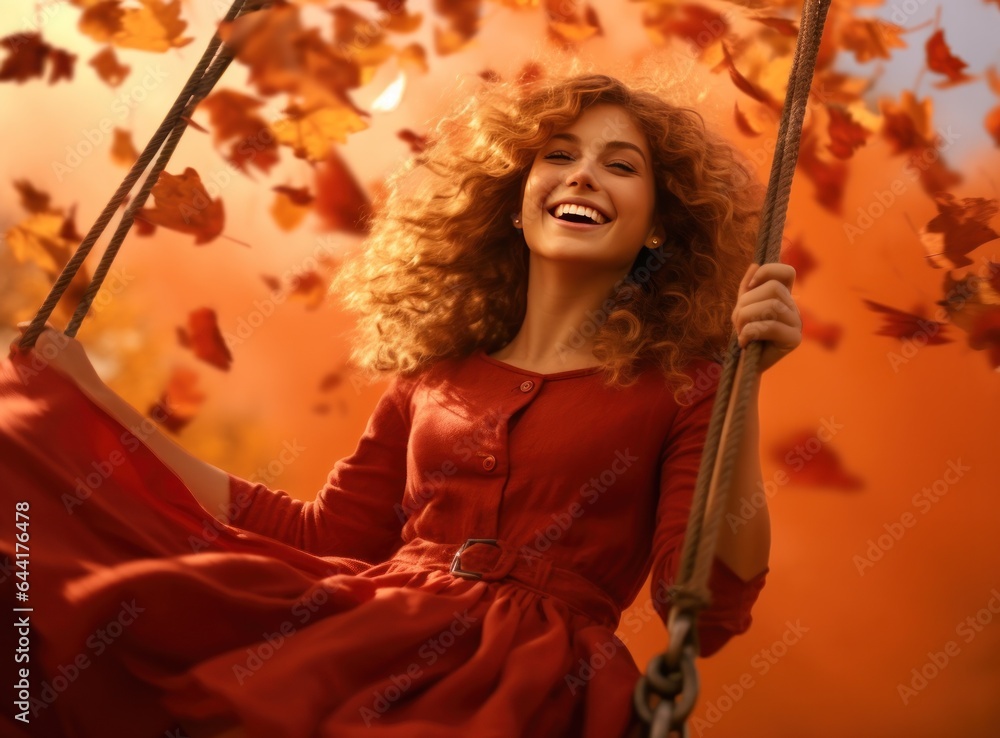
[546,203,612,227]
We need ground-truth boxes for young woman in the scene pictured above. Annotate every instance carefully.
[3,72,802,737]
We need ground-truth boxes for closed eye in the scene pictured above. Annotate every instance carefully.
[543,151,636,173]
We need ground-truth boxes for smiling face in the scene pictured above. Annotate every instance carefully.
[516,102,661,271]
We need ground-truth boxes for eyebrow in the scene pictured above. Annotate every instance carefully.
[548,132,647,165]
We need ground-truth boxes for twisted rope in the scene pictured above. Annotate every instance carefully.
[635,2,832,736]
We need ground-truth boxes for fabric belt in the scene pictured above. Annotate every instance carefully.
[387,537,622,629]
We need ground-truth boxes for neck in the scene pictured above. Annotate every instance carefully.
[494,254,631,370]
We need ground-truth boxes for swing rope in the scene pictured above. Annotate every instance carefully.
[632,1,832,736]
[13,0,272,353]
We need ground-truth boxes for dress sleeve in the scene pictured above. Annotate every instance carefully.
[650,363,768,658]
[224,373,416,563]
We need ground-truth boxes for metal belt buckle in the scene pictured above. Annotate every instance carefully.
[450,538,499,580]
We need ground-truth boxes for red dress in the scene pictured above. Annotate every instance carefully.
[0,347,767,737]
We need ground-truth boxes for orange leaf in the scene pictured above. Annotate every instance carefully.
[110,128,139,167]
[826,105,870,159]
[114,0,192,52]
[147,366,205,434]
[138,167,224,245]
[752,16,797,37]
[314,149,372,235]
[88,46,129,87]
[772,428,863,490]
[642,3,728,54]
[925,29,973,86]
[78,1,124,44]
[861,299,952,344]
[270,186,313,232]
[177,307,232,371]
[839,18,906,63]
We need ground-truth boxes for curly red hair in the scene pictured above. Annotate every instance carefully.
[331,71,762,403]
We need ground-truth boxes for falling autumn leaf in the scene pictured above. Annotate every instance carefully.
[800,308,843,350]
[12,180,51,214]
[719,42,781,112]
[772,429,864,490]
[733,102,762,137]
[861,299,952,344]
[198,89,280,174]
[286,270,328,310]
[925,29,974,87]
[397,128,428,153]
[967,309,1000,370]
[780,237,817,285]
[0,33,77,84]
[137,167,225,245]
[271,102,369,163]
[839,18,906,63]
[271,186,313,231]
[88,46,129,87]
[919,194,1000,269]
[826,105,870,159]
[114,0,193,52]
[177,307,233,371]
[797,131,848,215]
[313,149,372,234]
[147,365,206,434]
[110,128,140,167]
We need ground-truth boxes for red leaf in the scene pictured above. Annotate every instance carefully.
[137,167,225,245]
[920,194,1000,269]
[968,308,1000,370]
[733,102,761,137]
[771,428,863,490]
[925,29,973,86]
[397,128,428,153]
[780,237,817,285]
[800,307,842,350]
[720,42,781,112]
[313,149,372,235]
[826,105,870,159]
[177,307,233,371]
[12,180,51,213]
[861,299,952,344]
[797,132,848,214]
[147,366,206,434]
[0,32,76,84]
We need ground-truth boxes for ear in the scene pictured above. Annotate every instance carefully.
[644,222,666,248]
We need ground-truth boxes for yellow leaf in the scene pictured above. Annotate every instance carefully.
[271,104,368,162]
[114,0,192,52]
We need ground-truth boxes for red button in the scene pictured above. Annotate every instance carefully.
[482,455,496,471]
[520,380,534,392]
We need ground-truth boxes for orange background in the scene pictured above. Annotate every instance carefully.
[1,1,998,735]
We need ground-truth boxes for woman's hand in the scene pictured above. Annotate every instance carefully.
[9,320,107,394]
[731,262,803,373]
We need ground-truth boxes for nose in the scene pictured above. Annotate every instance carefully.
[564,157,599,190]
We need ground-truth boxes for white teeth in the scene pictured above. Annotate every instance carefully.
[552,203,608,225]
